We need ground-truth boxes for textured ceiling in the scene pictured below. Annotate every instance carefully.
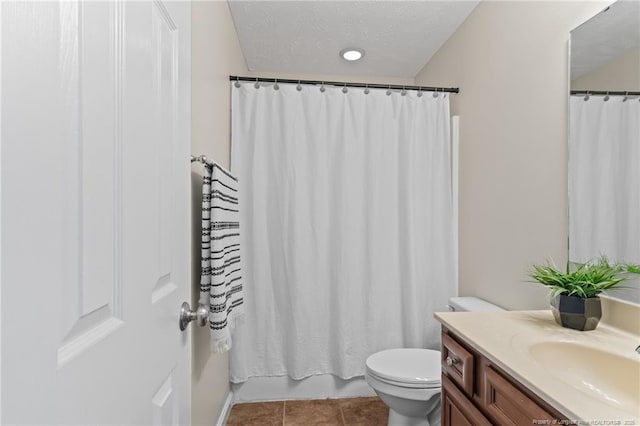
[227,0,480,78]
[571,0,640,80]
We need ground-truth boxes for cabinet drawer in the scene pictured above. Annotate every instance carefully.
[483,366,556,424]
[441,333,474,396]
[442,375,492,426]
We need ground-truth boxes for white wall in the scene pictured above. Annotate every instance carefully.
[415,1,609,310]
[245,70,414,87]
[191,2,247,425]
[572,47,640,91]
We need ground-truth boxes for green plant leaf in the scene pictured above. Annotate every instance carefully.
[526,256,632,298]
[626,264,640,274]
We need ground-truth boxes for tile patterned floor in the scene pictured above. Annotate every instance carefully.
[226,397,389,426]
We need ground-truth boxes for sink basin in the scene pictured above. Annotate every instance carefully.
[529,341,640,417]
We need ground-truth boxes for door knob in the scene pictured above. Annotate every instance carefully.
[179,302,208,331]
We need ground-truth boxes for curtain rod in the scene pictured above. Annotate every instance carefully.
[570,90,640,96]
[229,75,459,94]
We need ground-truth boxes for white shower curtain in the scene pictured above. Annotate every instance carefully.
[230,81,455,382]
[569,95,640,264]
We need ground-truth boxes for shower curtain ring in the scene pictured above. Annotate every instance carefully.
[364,83,369,95]
[583,91,590,101]
[320,82,326,93]
[254,78,260,89]
[386,85,392,96]
[401,86,407,96]
[273,78,279,91]
[417,87,423,97]
[234,76,241,88]
[342,83,348,94]
[603,91,610,102]
[623,92,629,102]
[296,81,302,91]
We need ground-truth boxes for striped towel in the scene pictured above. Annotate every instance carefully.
[199,163,244,352]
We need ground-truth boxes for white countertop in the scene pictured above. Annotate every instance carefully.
[435,310,640,423]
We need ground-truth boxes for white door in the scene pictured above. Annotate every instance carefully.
[1,1,191,424]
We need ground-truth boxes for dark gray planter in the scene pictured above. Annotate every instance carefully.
[550,294,602,331]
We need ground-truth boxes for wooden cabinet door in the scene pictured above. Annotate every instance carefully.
[442,375,492,426]
[484,366,556,424]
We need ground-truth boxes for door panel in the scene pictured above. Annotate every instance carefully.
[152,372,180,426]
[58,0,124,368]
[151,0,179,306]
[1,1,191,424]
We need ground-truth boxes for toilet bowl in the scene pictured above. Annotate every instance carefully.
[365,297,504,426]
[365,348,442,426]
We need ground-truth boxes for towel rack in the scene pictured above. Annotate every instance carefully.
[191,154,237,181]
[191,154,213,167]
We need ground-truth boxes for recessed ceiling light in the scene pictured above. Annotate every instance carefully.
[340,48,365,62]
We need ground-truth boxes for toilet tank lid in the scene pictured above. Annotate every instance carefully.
[448,297,504,312]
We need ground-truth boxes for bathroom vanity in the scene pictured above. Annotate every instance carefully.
[435,309,640,425]
[439,325,566,424]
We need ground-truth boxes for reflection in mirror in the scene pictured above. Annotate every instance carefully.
[569,0,640,303]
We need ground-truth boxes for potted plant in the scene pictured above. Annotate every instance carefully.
[528,257,638,331]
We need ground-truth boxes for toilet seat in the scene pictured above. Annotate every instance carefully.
[365,348,441,389]
[367,370,440,390]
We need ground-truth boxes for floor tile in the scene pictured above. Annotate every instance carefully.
[226,401,284,426]
[339,397,388,426]
[284,399,344,426]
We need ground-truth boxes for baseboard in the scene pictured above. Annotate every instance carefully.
[215,391,234,426]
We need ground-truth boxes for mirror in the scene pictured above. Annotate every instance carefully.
[569,0,640,303]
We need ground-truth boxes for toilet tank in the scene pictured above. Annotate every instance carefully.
[447,297,504,312]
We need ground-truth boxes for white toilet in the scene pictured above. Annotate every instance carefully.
[365,297,503,426]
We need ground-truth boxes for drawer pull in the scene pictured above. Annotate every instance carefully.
[446,356,457,366]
